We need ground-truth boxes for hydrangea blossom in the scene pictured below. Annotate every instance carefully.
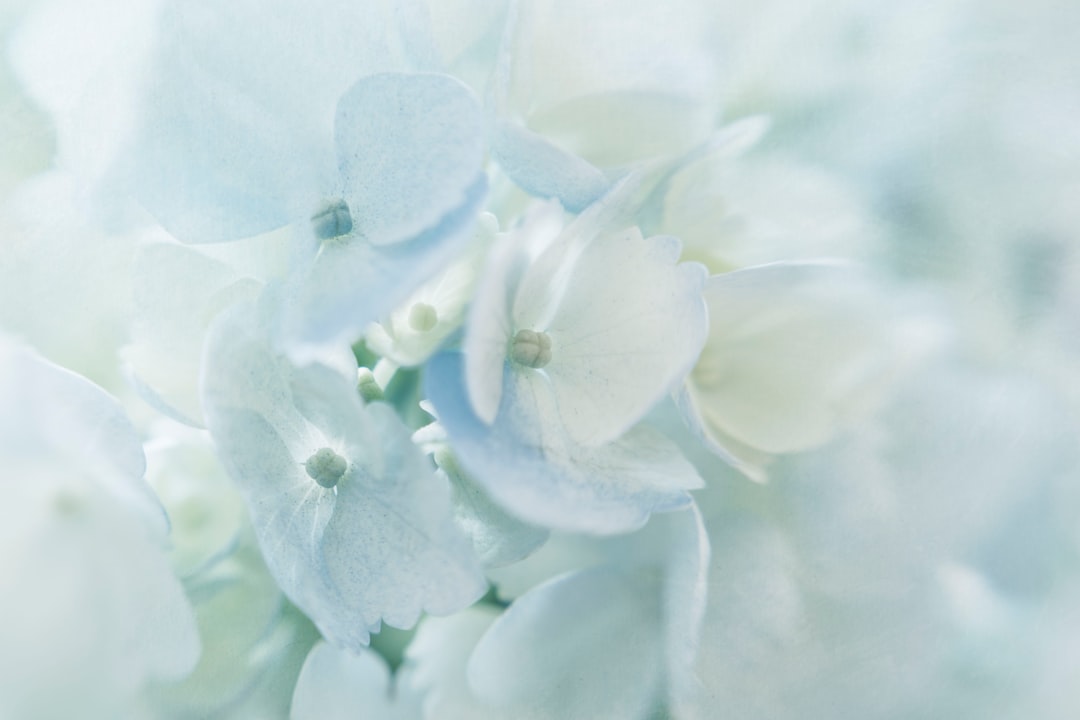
[4,0,1080,717]
[200,301,486,648]
[426,197,708,533]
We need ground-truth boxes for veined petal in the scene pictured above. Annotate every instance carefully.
[537,229,709,446]
[114,0,430,242]
[337,72,485,246]
[321,402,488,627]
[426,352,701,534]
[201,304,485,648]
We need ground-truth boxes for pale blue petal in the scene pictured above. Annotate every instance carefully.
[201,304,485,648]
[439,455,549,568]
[115,0,430,242]
[425,352,701,534]
[322,402,489,627]
[467,567,664,720]
[337,72,485,247]
[490,119,611,211]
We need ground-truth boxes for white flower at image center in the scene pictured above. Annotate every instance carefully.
[426,199,709,534]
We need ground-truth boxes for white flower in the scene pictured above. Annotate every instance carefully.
[679,260,921,479]
[426,194,707,533]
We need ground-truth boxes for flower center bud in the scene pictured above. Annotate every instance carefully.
[408,302,438,332]
[304,447,347,488]
[311,199,353,240]
[510,329,552,369]
[356,368,384,403]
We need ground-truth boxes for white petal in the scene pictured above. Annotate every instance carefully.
[405,606,503,720]
[530,229,709,446]
[689,261,901,455]
[369,214,496,367]
[463,220,542,424]
[0,172,136,390]
[143,423,248,578]
[141,544,297,717]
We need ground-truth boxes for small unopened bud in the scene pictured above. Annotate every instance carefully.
[510,329,552,369]
[311,199,353,240]
[305,447,347,488]
[356,368,384,403]
[408,302,438,332]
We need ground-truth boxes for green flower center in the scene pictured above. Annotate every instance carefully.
[510,329,552,369]
[408,302,438,332]
[305,447,348,488]
[311,199,353,240]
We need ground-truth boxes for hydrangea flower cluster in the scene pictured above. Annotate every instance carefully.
[2,0,1080,718]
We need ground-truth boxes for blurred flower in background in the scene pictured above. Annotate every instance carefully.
[2,0,1079,718]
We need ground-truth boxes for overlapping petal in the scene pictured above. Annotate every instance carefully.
[427,353,701,534]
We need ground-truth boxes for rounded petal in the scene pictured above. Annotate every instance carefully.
[292,641,423,720]
[113,0,431,241]
[490,119,610,211]
[337,72,486,246]
[405,606,504,720]
[689,261,905,455]
[467,567,664,720]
